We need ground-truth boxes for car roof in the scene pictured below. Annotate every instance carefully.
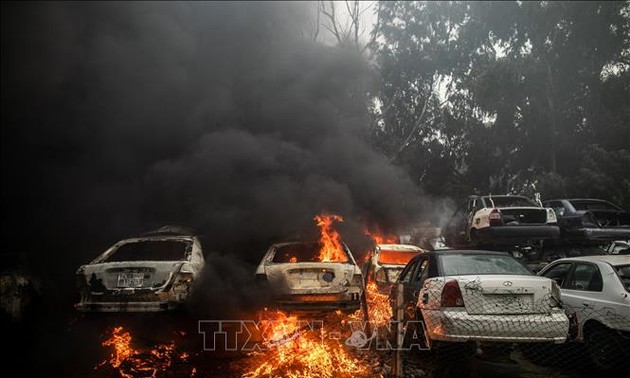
[552,255,630,266]
[142,225,197,236]
[544,198,616,204]
[377,244,423,251]
[422,249,510,257]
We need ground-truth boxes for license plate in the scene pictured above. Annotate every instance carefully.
[117,273,144,288]
[487,294,533,307]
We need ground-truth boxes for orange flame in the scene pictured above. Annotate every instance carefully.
[102,326,136,369]
[364,281,392,327]
[364,228,398,245]
[243,309,369,378]
[99,326,194,377]
[315,214,348,262]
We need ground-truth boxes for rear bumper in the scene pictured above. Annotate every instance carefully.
[76,301,181,312]
[562,227,630,242]
[477,225,559,243]
[421,308,569,344]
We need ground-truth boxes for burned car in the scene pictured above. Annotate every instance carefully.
[543,199,630,244]
[366,244,426,292]
[75,226,205,312]
[443,195,559,248]
[255,241,364,312]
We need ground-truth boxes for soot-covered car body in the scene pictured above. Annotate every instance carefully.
[390,250,570,347]
[543,199,630,244]
[443,195,559,247]
[367,244,425,292]
[255,241,364,312]
[75,226,205,312]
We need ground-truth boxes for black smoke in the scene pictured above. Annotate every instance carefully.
[2,2,429,319]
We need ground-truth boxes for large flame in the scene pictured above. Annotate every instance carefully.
[364,228,398,245]
[243,310,369,378]
[364,281,392,327]
[98,326,193,378]
[314,214,348,263]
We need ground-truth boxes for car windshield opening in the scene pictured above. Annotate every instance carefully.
[440,254,532,276]
[378,250,421,265]
[105,240,189,262]
[272,242,349,263]
[485,196,537,208]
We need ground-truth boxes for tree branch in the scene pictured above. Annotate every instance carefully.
[388,75,436,163]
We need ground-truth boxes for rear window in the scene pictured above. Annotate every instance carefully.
[614,264,630,293]
[272,242,349,263]
[485,196,538,208]
[439,254,532,276]
[105,240,190,262]
[378,250,422,265]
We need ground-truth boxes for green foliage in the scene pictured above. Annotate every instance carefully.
[372,0,630,207]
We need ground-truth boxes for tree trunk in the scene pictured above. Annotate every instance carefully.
[545,61,557,173]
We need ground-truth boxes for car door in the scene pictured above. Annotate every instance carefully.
[389,257,420,321]
[557,262,605,335]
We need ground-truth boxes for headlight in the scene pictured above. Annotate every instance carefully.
[546,208,557,223]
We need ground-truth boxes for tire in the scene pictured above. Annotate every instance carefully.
[469,229,479,247]
[585,325,624,371]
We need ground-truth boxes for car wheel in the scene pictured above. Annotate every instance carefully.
[585,325,624,370]
[469,229,479,247]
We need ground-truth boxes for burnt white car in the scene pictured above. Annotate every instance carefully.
[76,226,205,312]
[367,244,425,291]
[390,250,570,348]
[255,241,364,312]
[443,195,559,248]
[538,255,630,369]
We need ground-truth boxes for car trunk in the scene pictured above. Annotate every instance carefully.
[265,263,355,296]
[82,261,183,292]
[499,207,547,225]
[454,275,554,315]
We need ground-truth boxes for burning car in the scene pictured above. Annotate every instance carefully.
[255,241,365,312]
[389,250,570,348]
[442,195,559,248]
[75,225,205,312]
[366,244,426,292]
[543,199,630,244]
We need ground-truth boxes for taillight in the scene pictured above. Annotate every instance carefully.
[441,280,464,307]
[546,208,557,223]
[375,269,387,283]
[172,272,194,298]
[351,274,364,286]
[489,208,503,226]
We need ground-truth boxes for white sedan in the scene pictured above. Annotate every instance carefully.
[538,255,630,369]
[390,250,570,348]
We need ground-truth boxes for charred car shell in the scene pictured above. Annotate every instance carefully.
[75,226,204,312]
[543,199,630,244]
[367,244,426,292]
[255,241,364,312]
